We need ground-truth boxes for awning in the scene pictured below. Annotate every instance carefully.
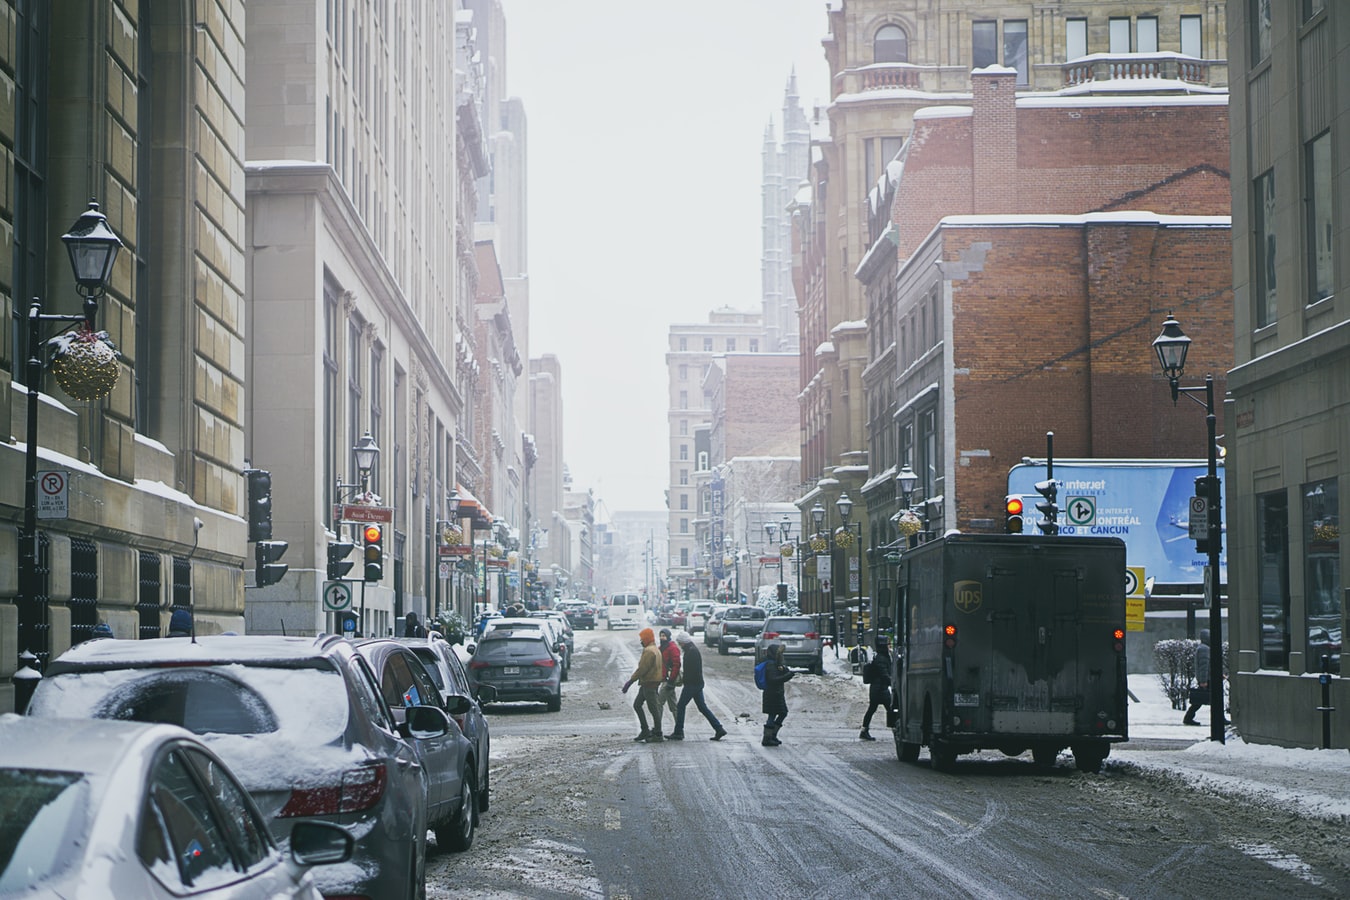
[455,483,494,528]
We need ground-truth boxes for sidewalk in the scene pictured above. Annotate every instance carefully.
[1117,674,1350,824]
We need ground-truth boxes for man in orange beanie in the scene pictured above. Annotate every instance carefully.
[622,627,665,742]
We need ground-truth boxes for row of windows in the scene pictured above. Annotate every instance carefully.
[1251,1,1328,66]
[1252,130,1335,328]
[675,336,761,352]
[1257,477,1340,674]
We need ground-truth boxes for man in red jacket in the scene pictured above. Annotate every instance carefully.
[658,628,681,722]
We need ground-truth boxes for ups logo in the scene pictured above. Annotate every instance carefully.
[953,580,982,613]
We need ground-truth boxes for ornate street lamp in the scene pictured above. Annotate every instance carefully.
[18,202,123,689]
[1153,312,1225,744]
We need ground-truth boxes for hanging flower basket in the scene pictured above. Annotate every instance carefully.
[488,544,503,559]
[834,527,854,549]
[896,511,923,537]
[48,326,120,401]
[779,543,794,558]
[441,524,464,546]
[1313,523,1338,543]
[809,536,829,554]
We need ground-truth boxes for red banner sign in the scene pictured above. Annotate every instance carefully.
[340,504,394,523]
[438,545,472,557]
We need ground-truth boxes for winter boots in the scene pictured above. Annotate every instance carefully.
[859,728,876,741]
[667,730,684,740]
[634,730,651,742]
[761,723,782,747]
[710,727,728,741]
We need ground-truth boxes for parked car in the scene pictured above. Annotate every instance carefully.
[530,609,576,659]
[755,615,824,674]
[703,606,730,647]
[687,600,717,633]
[395,633,493,813]
[718,605,768,655]
[27,635,436,900]
[669,605,688,629]
[0,714,353,899]
[354,639,479,851]
[467,628,564,712]
[558,600,596,629]
[483,617,570,680]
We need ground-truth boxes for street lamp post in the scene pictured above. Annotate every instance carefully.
[1153,312,1225,744]
[18,202,123,676]
[836,492,866,650]
[811,500,836,656]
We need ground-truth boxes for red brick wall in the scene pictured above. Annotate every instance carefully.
[723,355,800,459]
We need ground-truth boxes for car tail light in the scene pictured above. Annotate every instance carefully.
[804,632,819,639]
[763,632,780,640]
[534,658,556,668]
[468,660,489,670]
[279,763,387,817]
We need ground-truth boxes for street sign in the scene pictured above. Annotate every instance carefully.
[758,556,780,566]
[1125,566,1145,599]
[340,504,394,524]
[36,470,69,519]
[821,578,831,593]
[322,581,352,611]
[1066,496,1096,527]
[486,558,508,569]
[817,556,832,580]
[438,561,451,579]
[1188,495,1209,539]
[1126,598,1146,632]
[438,544,472,557]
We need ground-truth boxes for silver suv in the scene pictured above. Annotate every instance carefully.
[755,616,824,674]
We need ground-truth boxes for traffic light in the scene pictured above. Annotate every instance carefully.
[363,524,384,582]
[245,469,273,542]
[327,540,356,580]
[1034,478,1059,535]
[1005,495,1025,534]
[256,540,289,586]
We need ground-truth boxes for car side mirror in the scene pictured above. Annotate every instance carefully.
[444,694,472,716]
[289,820,355,866]
[476,684,498,704]
[401,705,451,739]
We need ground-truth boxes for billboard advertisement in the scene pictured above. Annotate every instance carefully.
[1007,459,1226,586]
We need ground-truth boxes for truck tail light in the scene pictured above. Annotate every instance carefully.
[943,624,958,649]
[1112,627,1125,653]
[279,763,387,817]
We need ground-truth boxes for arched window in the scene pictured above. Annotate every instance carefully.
[874,24,908,63]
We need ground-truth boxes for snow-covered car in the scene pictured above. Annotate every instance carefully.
[354,639,479,852]
[395,633,493,813]
[0,714,353,899]
[27,635,439,900]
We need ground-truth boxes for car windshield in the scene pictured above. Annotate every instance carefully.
[727,608,766,621]
[0,769,88,892]
[29,662,348,744]
[476,638,550,660]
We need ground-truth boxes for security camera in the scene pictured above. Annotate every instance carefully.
[193,517,204,533]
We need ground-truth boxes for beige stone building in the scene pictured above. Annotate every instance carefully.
[1226,0,1348,748]
[1,2,249,710]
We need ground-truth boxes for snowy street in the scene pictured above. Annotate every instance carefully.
[428,626,1350,898]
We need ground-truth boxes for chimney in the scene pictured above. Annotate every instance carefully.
[972,66,1018,214]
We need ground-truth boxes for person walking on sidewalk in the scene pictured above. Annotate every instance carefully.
[622,627,666,742]
[859,636,893,741]
[658,628,682,722]
[670,633,727,741]
[761,643,795,746]
[1184,629,1213,726]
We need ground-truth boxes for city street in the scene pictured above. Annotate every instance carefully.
[429,625,1350,898]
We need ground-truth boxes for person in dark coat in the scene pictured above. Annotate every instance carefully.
[404,611,426,638]
[761,642,795,746]
[166,607,193,638]
[1183,629,1212,725]
[859,636,893,740]
[671,633,727,741]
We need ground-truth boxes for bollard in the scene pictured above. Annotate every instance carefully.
[13,649,42,714]
[1316,654,1335,750]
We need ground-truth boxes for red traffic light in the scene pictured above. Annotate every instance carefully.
[1006,497,1023,516]
[363,524,382,544]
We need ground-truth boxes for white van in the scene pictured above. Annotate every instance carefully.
[606,593,646,630]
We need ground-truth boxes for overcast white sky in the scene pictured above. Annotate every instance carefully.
[502,0,831,516]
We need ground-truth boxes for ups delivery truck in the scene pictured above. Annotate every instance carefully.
[891,534,1128,773]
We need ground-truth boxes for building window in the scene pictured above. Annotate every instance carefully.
[679,518,689,534]
[1303,0,1327,22]
[679,336,687,351]
[680,469,689,486]
[348,318,363,465]
[679,494,688,510]
[1252,0,1271,62]
[1066,19,1087,60]
[918,408,937,499]
[679,390,688,409]
[701,492,711,514]
[680,547,689,567]
[1003,20,1028,84]
[369,345,383,494]
[1254,170,1278,328]
[703,337,713,351]
[874,23,908,63]
[1306,131,1333,303]
[1303,479,1340,674]
[726,338,736,352]
[679,419,688,436]
[679,444,689,461]
[749,338,759,353]
[1109,17,1131,53]
[1180,16,1202,57]
[697,451,709,471]
[1258,490,1290,670]
[679,364,688,381]
[972,21,997,69]
[1135,17,1158,53]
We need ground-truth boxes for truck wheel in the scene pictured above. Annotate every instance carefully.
[810,657,823,676]
[929,741,957,772]
[1071,743,1107,773]
[1031,746,1058,768]
[897,738,920,763]
[718,642,729,656]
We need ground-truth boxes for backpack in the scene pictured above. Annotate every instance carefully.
[753,660,769,690]
[861,660,874,684]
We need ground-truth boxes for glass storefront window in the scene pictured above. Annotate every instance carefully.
[1258,491,1290,669]
[1302,479,1340,673]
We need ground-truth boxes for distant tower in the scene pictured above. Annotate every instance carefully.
[761,72,807,353]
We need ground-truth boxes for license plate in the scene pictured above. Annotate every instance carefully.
[503,666,520,675]
[954,692,980,707]
[787,639,801,646]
